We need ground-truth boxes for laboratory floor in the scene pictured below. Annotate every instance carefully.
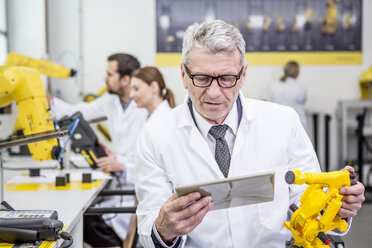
[343,202,372,248]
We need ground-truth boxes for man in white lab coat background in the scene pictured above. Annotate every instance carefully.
[49,53,147,247]
[134,20,365,248]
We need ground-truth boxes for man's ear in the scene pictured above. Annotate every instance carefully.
[237,64,248,90]
[242,64,248,80]
[180,63,187,89]
[120,75,131,87]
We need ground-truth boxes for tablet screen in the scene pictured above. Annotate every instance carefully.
[175,171,274,211]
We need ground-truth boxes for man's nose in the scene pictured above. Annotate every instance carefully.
[206,79,221,97]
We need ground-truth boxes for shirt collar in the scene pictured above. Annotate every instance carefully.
[192,100,239,140]
[120,98,133,112]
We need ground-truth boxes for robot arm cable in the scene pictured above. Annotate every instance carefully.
[57,118,80,163]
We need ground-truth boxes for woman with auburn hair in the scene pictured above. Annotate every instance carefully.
[268,61,308,132]
[130,66,175,121]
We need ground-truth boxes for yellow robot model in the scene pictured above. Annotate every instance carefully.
[318,0,340,35]
[359,67,372,100]
[273,13,286,32]
[262,16,272,32]
[343,11,352,30]
[284,169,357,248]
[0,52,75,161]
[305,8,316,26]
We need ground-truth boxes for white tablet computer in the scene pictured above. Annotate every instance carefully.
[175,170,275,211]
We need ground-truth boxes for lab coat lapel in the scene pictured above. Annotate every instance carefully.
[189,125,224,178]
[229,97,256,177]
[178,103,225,178]
[231,97,252,157]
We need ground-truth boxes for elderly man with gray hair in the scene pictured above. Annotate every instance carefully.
[134,20,365,248]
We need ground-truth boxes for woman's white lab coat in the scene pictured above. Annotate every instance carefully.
[51,94,148,239]
[135,96,320,248]
[268,77,308,132]
[147,99,172,123]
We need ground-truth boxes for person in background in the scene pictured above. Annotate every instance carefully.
[268,61,308,132]
[49,53,147,248]
[134,20,365,248]
[130,66,175,122]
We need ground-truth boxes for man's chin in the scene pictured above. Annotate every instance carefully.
[107,89,116,95]
[200,110,228,124]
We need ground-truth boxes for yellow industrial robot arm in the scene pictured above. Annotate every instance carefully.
[283,169,357,248]
[0,53,76,161]
[0,66,59,161]
[4,52,76,78]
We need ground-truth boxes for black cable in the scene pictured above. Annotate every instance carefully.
[56,229,73,248]
[68,160,94,169]
[59,237,73,248]
[68,160,80,169]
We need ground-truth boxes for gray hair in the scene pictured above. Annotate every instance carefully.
[182,20,246,66]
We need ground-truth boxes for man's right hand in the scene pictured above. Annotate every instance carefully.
[96,141,123,173]
[155,192,213,245]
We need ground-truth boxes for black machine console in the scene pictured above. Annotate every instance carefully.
[58,112,107,169]
[0,210,65,243]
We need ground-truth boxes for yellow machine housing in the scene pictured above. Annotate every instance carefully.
[0,52,75,161]
[284,169,355,248]
[0,67,57,161]
[359,67,372,100]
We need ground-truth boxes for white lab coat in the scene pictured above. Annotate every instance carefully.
[135,94,321,248]
[148,100,172,123]
[98,99,172,238]
[268,77,308,132]
[51,94,148,239]
[52,94,148,164]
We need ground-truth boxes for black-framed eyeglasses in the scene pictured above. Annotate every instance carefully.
[184,64,244,88]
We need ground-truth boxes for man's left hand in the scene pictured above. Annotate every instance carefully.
[96,155,123,173]
[338,165,365,218]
